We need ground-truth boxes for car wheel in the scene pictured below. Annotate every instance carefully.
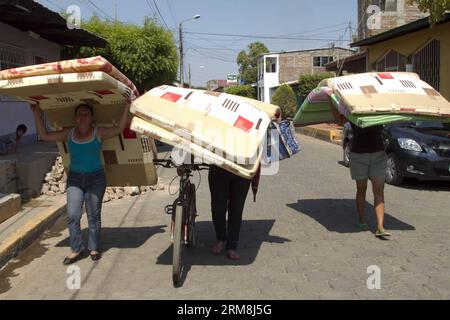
[385,153,404,185]
[343,142,351,167]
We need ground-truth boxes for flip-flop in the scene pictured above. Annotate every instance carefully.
[375,229,392,238]
[359,223,369,231]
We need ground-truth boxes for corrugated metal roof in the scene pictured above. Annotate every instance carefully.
[0,0,107,47]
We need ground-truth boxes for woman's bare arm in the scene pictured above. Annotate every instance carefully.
[30,104,69,142]
[98,103,131,141]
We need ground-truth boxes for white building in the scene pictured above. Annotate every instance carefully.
[257,47,355,103]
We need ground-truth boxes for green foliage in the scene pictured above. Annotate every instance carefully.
[225,85,256,99]
[237,42,269,85]
[407,0,450,25]
[298,73,334,99]
[62,16,178,92]
[271,84,297,119]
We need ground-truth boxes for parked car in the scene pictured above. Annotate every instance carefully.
[342,121,450,185]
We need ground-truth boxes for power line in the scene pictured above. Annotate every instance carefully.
[85,0,114,20]
[152,0,170,29]
[183,31,346,42]
[166,0,178,28]
[144,0,156,16]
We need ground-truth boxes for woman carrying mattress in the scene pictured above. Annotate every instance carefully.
[30,102,130,264]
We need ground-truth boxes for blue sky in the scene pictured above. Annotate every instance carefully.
[37,0,358,86]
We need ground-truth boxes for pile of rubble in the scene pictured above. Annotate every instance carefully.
[41,156,66,196]
[41,156,165,203]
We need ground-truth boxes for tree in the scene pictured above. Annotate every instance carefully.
[271,84,297,119]
[408,0,450,25]
[298,73,334,99]
[237,42,269,85]
[62,16,178,92]
[225,85,256,99]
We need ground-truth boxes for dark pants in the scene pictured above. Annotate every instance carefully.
[208,166,251,250]
[67,170,107,253]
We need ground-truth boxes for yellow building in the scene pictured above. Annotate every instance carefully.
[351,13,450,101]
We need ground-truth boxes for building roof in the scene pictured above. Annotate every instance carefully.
[259,47,355,58]
[351,13,450,47]
[324,51,367,69]
[0,0,107,47]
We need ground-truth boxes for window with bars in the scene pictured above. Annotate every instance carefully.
[0,43,26,70]
[375,50,406,72]
[34,56,48,64]
[0,44,27,102]
[413,39,440,91]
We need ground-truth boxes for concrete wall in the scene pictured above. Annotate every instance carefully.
[0,21,61,139]
[0,160,16,194]
[366,21,450,100]
[278,48,353,84]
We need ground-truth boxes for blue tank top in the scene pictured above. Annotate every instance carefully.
[68,128,103,173]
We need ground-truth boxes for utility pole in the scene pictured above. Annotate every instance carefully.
[179,23,184,87]
[348,21,353,46]
[115,3,117,21]
[179,15,200,88]
[188,64,191,88]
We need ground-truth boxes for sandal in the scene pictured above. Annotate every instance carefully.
[226,250,240,261]
[359,223,369,231]
[63,251,84,265]
[90,252,102,261]
[375,229,392,238]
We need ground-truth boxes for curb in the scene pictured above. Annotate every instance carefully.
[296,126,343,146]
[0,198,66,269]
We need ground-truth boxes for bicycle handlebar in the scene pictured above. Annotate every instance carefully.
[153,159,210,171]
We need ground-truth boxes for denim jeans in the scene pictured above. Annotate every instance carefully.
[67,170,107,253]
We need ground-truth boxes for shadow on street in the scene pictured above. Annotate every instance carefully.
[287,199,415,234]
[55,226,166,252]
[156,219,291,287]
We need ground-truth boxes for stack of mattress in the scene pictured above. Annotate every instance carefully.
[0,56,157,187]
[294,72,450,128]
[130,85,281,179]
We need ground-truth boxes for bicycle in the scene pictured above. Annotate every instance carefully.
[154,158,209,287]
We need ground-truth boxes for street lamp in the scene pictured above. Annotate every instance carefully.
[179,14,200,88]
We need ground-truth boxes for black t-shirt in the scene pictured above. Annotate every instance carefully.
[350,123,385,154]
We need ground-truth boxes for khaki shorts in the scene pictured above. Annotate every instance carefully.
[349,151,387,181]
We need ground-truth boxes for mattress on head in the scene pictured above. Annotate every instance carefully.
[0,56,139,98]
[131,86,273,163]
[0,71,133,113]
[320,72,450,116]
[131,116,261,180]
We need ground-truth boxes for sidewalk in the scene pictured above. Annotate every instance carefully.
[295,124,343,146]
[0,194,66,269]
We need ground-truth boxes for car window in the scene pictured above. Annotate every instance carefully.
[415,121,446,129]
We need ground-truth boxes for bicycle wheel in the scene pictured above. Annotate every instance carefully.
[186,183,197,248]
[172,201,184,286]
